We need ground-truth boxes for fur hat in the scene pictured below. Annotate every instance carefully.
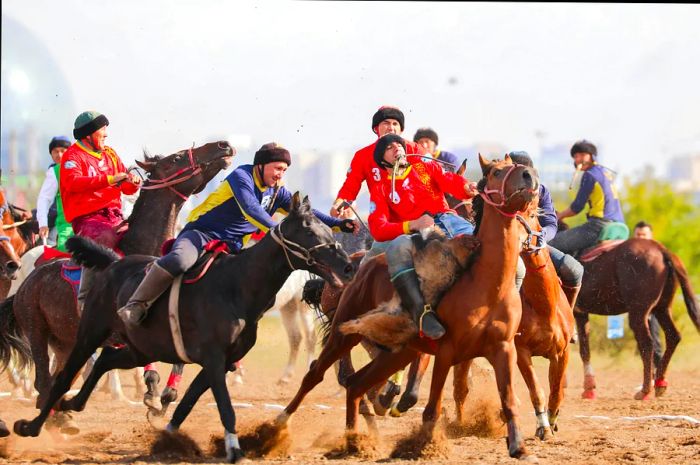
[413,127,439,146]
[49,136,71,153]
[73,111,109,140]
[373,134,406,168]
[570,140,597,159]
[253,142,292,166]
[371,106,405,132]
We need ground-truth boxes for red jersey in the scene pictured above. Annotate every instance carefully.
[59,141,139,222]
[335,138,423,202]
[368,159,473,242]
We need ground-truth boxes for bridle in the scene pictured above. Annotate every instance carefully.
[269,219,342,272]
[479,163,537,218]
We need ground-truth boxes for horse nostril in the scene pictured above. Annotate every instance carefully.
[344,264,354,276]
[6,261,19,272]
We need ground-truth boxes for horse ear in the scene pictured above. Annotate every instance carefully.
[478,153,491,175]
[135,159,157,173]
[290,191,302,213]
[505,153,513,164]
[457,159,467,177]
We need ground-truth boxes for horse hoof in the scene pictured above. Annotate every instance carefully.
[654,378,668,397]
[160,387,178,407]
[581,389,596,400]
[13,419,39,437]
[520,454,540,463]
[144,394,163,411]
[60,419,80,435]
[389,406,403,418]
[226,447,246,463]
[396,392,418,413]
[634,390,652,401]
[371,399,388,417]
[535,426,553,441]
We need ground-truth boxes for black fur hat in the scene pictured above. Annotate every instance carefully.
[413,127,439,146]
[73,111,109,140]
[253,142,292,166]
[371,106,405,132]
[373,134,406,168]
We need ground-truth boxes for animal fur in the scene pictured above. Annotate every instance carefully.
[339,232,480,350]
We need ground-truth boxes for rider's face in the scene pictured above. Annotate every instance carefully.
[634,226,653,240]
[262,161,289,187]
[416,137,436,154]
[50,147,68,165]
[382,142,406,166]
[88,126,108,151]
[572,152,593,168]
[376,119,402,137]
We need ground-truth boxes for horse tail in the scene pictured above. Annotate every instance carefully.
[0,295,33,373]
[65,236,120,270]
[661,248,700,331]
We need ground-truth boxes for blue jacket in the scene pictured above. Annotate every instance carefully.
[538,184,558,242]
[182,164,342,251]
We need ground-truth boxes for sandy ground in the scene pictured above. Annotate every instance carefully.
[1,316,699,465]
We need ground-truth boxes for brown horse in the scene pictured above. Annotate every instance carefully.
[0,141,234,430]
[566,236,699,400]
[0,188,36,297]
[273,155,539,459]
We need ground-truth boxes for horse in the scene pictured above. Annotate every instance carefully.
[557,224,700,400]
[13,193,355,463]
[0,141,234,432]
[0,189,38,294]
[268,155,540,459]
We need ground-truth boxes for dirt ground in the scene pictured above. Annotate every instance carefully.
[1,316,699,465]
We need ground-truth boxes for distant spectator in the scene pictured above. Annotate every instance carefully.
[633,221,653,240]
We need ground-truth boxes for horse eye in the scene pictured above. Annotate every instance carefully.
[494,169,502,176]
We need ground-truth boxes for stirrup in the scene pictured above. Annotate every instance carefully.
[418,304,436,338]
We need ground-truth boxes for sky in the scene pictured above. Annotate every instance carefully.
[3,1,700,179]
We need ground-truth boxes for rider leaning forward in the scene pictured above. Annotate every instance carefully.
[118,143,359,326]
[60,111,142,310]
[363,134,478,340]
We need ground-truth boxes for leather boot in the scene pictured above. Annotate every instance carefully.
[117,263,175,325]
[392,270,446,340]
[77,266,96,314]
[562,285,581,310]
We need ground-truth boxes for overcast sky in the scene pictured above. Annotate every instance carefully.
[4,1,700,178]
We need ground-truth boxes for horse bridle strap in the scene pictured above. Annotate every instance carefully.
[515,213,545,255]
[140,148,201,200]
[269,222,340,271]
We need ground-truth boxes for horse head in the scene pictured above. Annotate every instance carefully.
[273,192,355,287]
[0,233,21,281]
[136,141,235,199]
[478,153,539,215]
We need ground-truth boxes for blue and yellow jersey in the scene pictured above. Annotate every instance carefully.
[182,164,342,250]
[570,164,624,222]
[434,150,459,173]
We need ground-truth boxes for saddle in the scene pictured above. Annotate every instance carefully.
[578,221,630,262]
[160,238,233,284]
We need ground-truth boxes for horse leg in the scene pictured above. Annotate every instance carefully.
[547,349,569,433]
[575,312,596,399]
[346,348,416,436]
[24,319,52,409]
[133,366,145,398]
[143,362,162,410]
[167,368,209,431]
[452,359,472,425]
[14,325,111,438]
[396,353,431,414]
[107,370,127,401]
[279,331,363,426]
[279,301,301,384]
[515,347,551,440]
[299,301,317,369]
[160,363,184,414]
[422,343,454,430]
[59,346,142,412]
[628,309,655,400]
[202,357,244,463]
[488,342,528,459]
[650,295,681,397]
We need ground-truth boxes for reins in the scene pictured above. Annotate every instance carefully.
[139,148,207,201]
[269,221,341,272]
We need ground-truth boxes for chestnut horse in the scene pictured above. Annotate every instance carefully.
[0,188,37,297]
[0,141,234,432]
[568,237,699,400]
[273,155,540,459]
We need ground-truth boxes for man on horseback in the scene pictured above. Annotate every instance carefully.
[549,140,624,257]
[364,134,477,340]
[37,136,74,251]
[117,142,358,325]
[60,111,142,310]
[508,151,584,308]
[413,127,459,173]
[330,105,425,218]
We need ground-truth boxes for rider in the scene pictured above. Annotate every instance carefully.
[508,151,584,309]
[36,136,74,250]
[330,106,425,218]
[413,127,459,173]
[60,111,142,310]
[365,134,477,340]
[117,142,359,325]
[549,140,624,257]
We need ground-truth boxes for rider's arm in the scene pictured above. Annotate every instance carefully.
[228,170,278,233]
[426,162,474,201]
[538,185,558,242]
[335,147,368,204]
[367,187,409,242]
[112,151,139,195]
[568,171,595,216]
[274,189,344,231]
[36,167,58,229]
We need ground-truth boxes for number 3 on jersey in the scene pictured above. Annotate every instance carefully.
[372,168,381,181]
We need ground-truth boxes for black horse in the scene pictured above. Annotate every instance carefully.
[13,193,354,463]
